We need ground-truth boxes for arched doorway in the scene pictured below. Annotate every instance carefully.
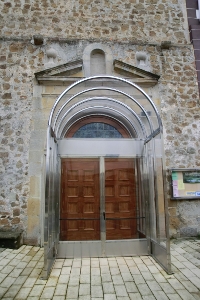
[43,75,171,278]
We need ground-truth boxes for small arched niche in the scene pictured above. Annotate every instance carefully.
[90,49,106,75]
[83,43,113,76]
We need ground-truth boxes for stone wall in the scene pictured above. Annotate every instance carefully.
[0,0,200,244]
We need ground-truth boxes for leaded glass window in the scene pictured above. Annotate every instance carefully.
[72,122,123,138]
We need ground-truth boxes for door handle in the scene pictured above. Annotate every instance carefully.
[103,212,105,220]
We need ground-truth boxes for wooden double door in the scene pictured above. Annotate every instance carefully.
[60,158,137,241]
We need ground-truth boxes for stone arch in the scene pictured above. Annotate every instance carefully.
[83,43,113,76]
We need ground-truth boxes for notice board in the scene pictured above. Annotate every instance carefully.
[171,169,200,199]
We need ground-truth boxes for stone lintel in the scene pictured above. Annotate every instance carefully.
[36,76,158,87]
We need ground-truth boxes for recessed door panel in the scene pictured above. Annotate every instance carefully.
[60,158,100,241]
[105,158,137,240]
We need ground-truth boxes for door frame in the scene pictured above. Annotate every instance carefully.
[58,155,148,258]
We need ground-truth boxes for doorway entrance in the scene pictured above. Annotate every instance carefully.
[43,75,171,278]
[60,158,138,242]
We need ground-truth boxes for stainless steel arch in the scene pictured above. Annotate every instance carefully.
[52,86,155,139]
[61,113,134,139]
[56,96,147,138]
[49,76,162,135]
[59,106,142,139]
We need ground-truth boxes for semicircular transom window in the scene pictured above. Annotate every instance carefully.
[72,122,123,138]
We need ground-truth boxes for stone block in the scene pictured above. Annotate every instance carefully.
[29,176,41,198]
[0,231,23,249]
[180,226,198,237]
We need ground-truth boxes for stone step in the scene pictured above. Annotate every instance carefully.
[0,232,23,249]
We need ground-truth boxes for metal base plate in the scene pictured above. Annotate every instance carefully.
[57,239,148,258]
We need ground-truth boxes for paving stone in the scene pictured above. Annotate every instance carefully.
[132,274,145,284]
[46,277,58,287]
[101,274,112,282]
[146,280,162,291]
[176,289,197,300]
[137,283,152,296]
[181,280,199,293]
[29,285,44,297]
[52,296,65,300]
[0,276,16,288]
[112,274,123,285]
[15,287,32,299]
[50,269,62,277]
[114,284,128,297]
[110,267,120,275]
[142,296,156,300]
[102,282,115,293]
[180,268,198,279]
[0,273,8,284]
[159,282,176,294]
[54,283,67,296]
[0,287,7,299]
[79,283,90,296]
[81,266,90,274]
[91,268,101,276]
[141,271,154,281]
[129,266,141,275]
[152,290,169,300]
[68,276,80,286]
[153,273,167,283]
[21,267,34,276]
[128,293,143,300]
[53,261,63,268]
[66,286,79,299]
[189,277,200,289]
[79,296,91,300]
[166,295,182,300]
[100,266,110,273]
[40,287,55,299]
[137,263,149,272]
[82,259,90,266]
[104,294,117,300]
[121,272,133,281]
[125,281,138,293]
[71,267,81,275]
[91,285,103,298]
[61,266,71,275]
[190,268,200,278]
[3,285,21,298]
[80,274,90,283]
[23,277,37,288]
[91,275,102,285]
[167,278,185,290]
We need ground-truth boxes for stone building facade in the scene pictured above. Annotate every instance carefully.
[0,0,200,246]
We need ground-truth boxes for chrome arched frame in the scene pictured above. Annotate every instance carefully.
[52,86,155,140]
[43,75,171,279]
[56,97,147,138]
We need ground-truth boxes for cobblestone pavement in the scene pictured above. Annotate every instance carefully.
[0,239,200,300]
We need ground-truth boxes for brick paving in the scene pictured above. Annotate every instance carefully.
[0,239,200,299]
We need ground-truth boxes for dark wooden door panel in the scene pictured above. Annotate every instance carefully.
[60,158,100,241]
[105,158,137,240]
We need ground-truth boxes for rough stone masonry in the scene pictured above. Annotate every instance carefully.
[0,0,200,245]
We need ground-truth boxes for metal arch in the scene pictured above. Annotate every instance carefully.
[59,105,142,139]
[49,75,162,133]
[61,113,135,139]
[60,108,138,139]
[52,86,154,138]
[55,96,147,138]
